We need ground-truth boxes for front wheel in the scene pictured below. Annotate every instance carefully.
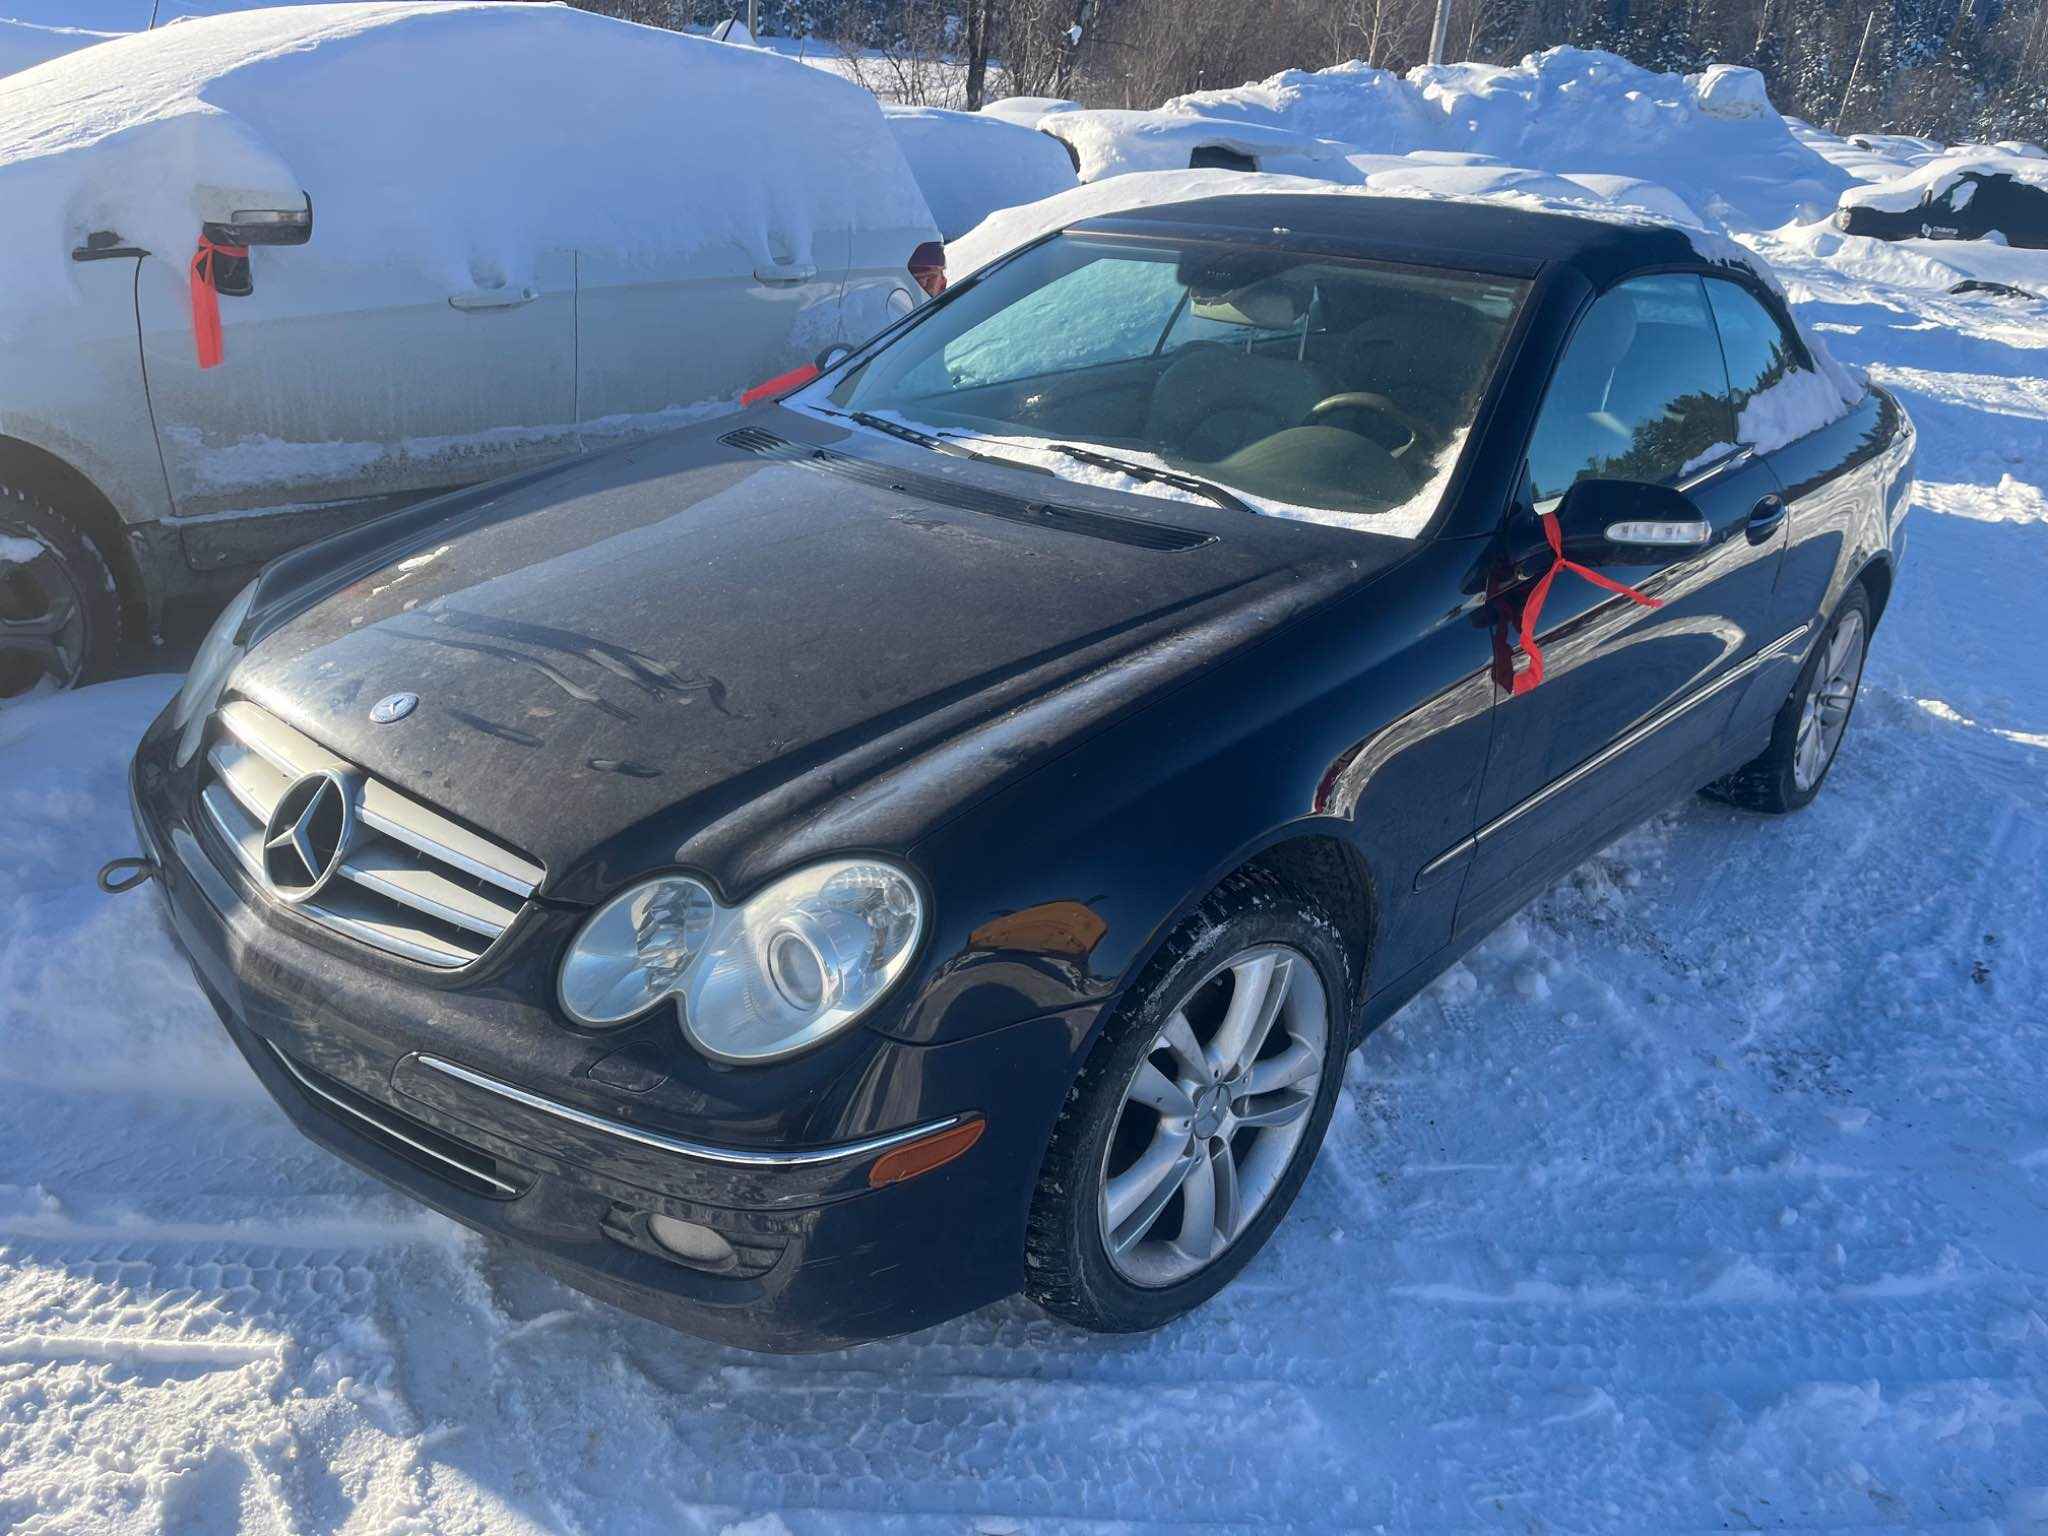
[0,489,122,698]
[1025,873,1352,1333]
[1708,585,1871,814]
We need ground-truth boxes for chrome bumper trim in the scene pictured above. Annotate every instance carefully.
[415,1054,963,1170]
[269,1045,524,1196]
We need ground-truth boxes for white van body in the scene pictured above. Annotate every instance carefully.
[0,2,936,684]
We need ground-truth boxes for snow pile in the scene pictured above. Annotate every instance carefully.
[979,95,1078,129]
[1039,108,1358,182]
[0,2,934,331]
[1161,58,1451,154]
[0,16,119,77]
[1840,147,2048,213]
[1165,46,1850,230]
[883,103,1078,240]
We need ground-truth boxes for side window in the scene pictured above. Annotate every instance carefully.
[1703,278,1816,440]
[1526,274,1736,503]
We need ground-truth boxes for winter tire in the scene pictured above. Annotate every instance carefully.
[0,488,121,697]
[1707,583,1872,814]
[1025,870,1352,1333]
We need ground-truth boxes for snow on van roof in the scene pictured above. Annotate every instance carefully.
[1162,46,1850,231]
[0,2,934,328]
[0,16,118,77]
[882,104,1078,241]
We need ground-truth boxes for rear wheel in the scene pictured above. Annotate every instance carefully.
[1025,873,1352,1333]
[0,489,121,698]
[1708,585,1870,814]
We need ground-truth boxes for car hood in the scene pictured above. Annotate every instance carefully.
[230,413,1399,902]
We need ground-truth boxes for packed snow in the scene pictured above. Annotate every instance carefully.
[6,29,2048,1535]
[0,2,934,330]
[882,103,1078,241]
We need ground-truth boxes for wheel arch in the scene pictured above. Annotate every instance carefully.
[1853,552,1894,629]
[0,434,150,633]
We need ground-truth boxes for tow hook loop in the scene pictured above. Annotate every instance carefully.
[97,856,158,895]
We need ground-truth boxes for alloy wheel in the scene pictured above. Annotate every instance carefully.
[0,534,88,697]
[1097,944,1329,1288]
[1793,608,1866,791]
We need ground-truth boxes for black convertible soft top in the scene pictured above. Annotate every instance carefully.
[1071,192,1711,288]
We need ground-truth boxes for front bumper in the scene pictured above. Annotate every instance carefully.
[130,708,1093,1351]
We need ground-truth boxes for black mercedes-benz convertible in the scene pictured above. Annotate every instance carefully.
[122,194,1915,1350]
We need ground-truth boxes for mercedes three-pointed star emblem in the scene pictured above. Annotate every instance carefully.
[261,770,354,903]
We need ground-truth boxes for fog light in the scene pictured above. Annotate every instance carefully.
[647,1214,736,1269]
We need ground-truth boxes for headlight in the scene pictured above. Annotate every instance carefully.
[558,859,925,1065]
[173,580,257,766]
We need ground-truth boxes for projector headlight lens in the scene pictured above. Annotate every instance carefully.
[558,860,924,1064]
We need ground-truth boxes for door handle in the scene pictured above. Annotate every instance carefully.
[752,262,818,286]
[448,286,540,312]
[1745,494,1788,544]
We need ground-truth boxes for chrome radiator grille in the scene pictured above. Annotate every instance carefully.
[197,700,542,969]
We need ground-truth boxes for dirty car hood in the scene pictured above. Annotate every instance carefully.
[230,415,1397,901]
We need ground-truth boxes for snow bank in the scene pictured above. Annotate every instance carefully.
[0,17,118,77]
[883,103,1078,240]
[1165,46,1850,231]
[0,3,934,331]
[1039,108,1357,182]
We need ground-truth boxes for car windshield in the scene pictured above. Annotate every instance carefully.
[814,232,1527,536]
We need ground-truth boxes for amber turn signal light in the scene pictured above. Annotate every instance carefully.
[867,1116,985,1187]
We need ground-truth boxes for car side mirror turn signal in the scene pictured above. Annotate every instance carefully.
[1548,479,1711,567]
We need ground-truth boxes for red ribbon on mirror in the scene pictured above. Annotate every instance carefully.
[1492,508,1663,695]
[189,234,247,370]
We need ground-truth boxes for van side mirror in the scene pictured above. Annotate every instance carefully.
[1549,478,1711,566]
[197,191,313,248]
[814,343,855,372]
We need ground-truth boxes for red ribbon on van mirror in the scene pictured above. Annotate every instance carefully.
[1492,509,1662,695]
[189,233,247,370]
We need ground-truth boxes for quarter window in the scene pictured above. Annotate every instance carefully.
[1703,278,1818,431]
[1526,274,1737,502]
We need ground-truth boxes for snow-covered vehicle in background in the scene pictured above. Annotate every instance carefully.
[1036,108,1358,182]
[0,1,938,697]
[882,104,1079,242]
[1835,150,2048,249]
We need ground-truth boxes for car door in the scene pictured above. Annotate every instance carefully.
[138,243,577,572]
[1455,272,1790,936]
[574,230,849,451]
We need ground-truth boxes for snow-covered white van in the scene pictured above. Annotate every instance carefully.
[0,2,939,694]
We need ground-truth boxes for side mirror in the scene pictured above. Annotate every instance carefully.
[197,190,313,248]
[814,342,855,372]
[1549,479,1711,566]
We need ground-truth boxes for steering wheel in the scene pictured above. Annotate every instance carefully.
[1308,391,1439,459]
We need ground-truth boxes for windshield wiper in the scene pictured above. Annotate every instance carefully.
[1047,444,1257,516]
[840,411,1052,476]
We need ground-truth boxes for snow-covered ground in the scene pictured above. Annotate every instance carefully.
[4,222,2047,1529]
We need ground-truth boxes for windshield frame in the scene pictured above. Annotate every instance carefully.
[787,226,1539,545]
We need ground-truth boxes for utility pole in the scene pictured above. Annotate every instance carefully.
[1833,10,1876,133]
[1428,0,1452,64]
[746,0,758,41]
